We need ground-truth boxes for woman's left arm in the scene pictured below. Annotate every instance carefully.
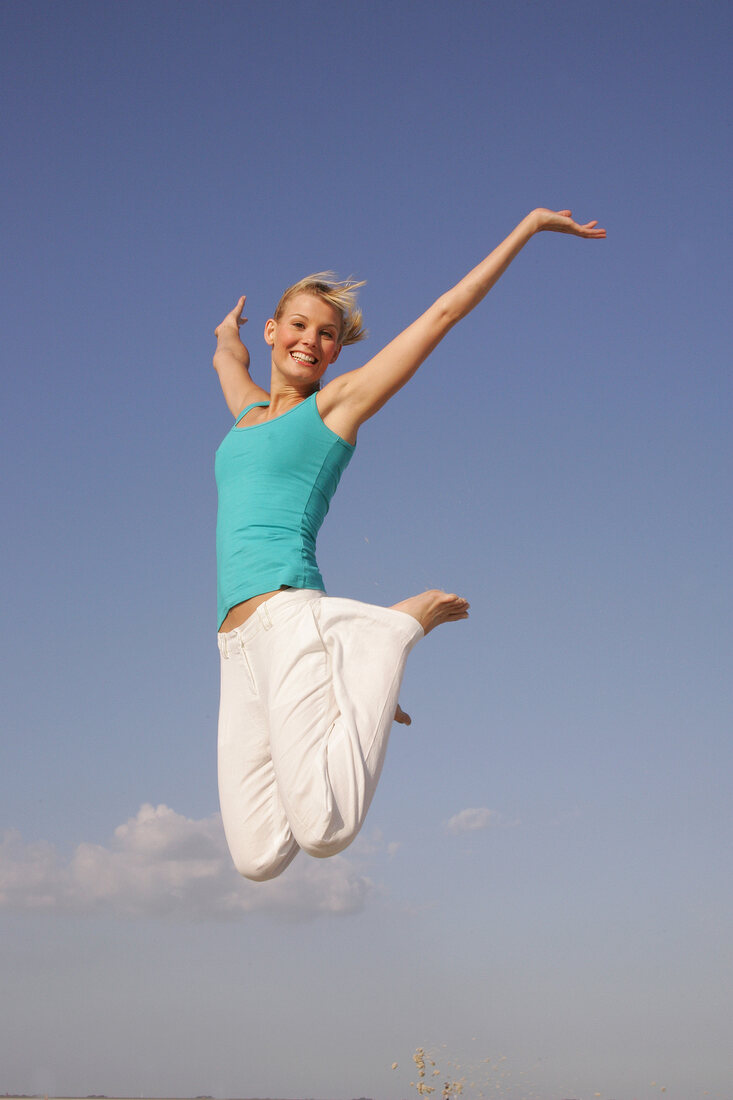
[321,209,605,437]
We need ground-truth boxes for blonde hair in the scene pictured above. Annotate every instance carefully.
[274,272,367,346]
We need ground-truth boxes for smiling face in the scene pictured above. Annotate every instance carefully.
[265,292,342,391]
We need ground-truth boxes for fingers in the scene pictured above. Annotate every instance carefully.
[580,221,606,237]
[233,295,248,325]
[555,211,606,238]
[568,215,605,237]
[214,295,249,335]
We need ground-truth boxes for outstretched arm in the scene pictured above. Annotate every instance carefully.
[213,296,269,416]
[320,209,605,438]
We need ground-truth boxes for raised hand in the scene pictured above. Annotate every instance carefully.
[531,208,606,238]
[213,295,251,389]
[215,295,248,340]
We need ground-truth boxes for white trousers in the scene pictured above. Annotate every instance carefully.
[217,588,423,881]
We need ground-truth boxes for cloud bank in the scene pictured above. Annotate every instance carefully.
[446,806,495,834]
[0,804,374,921]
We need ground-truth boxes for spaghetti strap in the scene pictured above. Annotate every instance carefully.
[234,401,269,426]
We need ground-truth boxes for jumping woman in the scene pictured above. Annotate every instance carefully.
[214,208,605,881]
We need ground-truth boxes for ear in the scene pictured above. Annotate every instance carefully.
[330,343,342,365]
[264,318,276,347]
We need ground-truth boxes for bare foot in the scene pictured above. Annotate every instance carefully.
[395,703,411,726]
[391,589,469,636]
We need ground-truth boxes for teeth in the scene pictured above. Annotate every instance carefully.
[291,352,316,363]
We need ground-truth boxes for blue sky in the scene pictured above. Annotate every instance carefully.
[1,2,731,1099]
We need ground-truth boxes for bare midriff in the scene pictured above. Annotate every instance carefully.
[218,590,283,634]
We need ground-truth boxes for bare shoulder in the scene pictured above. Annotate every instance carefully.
[234,401,270,427]
[233,378,271,413]
[316,373,351,416]
[214,357,270,419]
[316,375,360,445]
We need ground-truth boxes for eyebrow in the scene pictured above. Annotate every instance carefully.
[290,311,338,331]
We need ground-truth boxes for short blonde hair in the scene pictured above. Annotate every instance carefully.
[274,272,367,346]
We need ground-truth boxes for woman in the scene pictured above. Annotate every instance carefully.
[214,207,605,881]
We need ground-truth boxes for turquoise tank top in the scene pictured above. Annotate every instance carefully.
[215,393,355,628]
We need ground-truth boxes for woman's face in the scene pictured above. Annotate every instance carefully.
[265,293,342,387]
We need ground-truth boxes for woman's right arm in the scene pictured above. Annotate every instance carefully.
[213,296,270,416]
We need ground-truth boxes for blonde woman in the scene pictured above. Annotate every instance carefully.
[214,208,605,880]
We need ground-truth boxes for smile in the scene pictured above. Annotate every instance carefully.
[291,351,317,364]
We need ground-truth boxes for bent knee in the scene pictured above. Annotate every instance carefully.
[235,858,283,882]
[293,822,358,860]
[230,842,299,882]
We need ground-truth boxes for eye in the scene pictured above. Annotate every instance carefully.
[292,321,305,329]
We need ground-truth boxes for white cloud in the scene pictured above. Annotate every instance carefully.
[0,804,375,921]
[446,807,495,835]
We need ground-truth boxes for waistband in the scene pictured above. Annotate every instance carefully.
[217,588,325,657]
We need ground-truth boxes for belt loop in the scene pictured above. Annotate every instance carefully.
[218,634,229,659]
[259,600,273,631]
